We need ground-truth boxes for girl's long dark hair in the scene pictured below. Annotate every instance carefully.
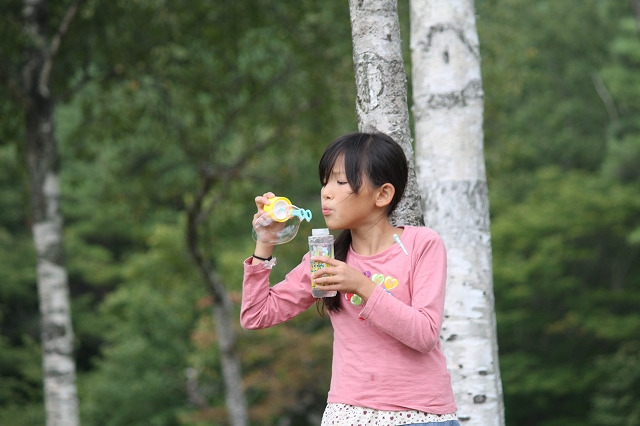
[317,132,408,314]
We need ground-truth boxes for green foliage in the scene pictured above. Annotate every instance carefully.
[2,0,354,423]
[0,144,43,420]
[491,168,640,425]
[80,224,202,426]
[600,16,640,182]
[0,335,42,414]
[479,0,617,176]
[591,341,640,426]
[2,0,640,424]
[478,0,640,424]
[239,312,333,425]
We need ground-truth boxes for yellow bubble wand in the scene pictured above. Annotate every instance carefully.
[252,196,313,245]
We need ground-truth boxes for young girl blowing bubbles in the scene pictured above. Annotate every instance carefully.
[241,132,459,426]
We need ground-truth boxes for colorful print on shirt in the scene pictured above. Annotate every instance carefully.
[345,270,399,306]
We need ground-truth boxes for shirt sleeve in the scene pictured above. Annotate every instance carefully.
[358,230,447,353]
[240,253,317,330]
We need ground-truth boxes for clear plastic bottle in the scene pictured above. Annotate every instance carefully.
[308,228,337,298]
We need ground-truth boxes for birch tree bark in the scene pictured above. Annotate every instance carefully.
[22,0,81,425]
[410,1,505,424]
[348,0,423,226]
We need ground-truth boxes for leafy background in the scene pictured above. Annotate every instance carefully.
[1,0,639,425]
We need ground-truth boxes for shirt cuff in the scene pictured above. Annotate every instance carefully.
[244,256,265,269]
[358,285,385,319]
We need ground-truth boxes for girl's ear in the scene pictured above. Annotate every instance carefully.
[375,183,396,208]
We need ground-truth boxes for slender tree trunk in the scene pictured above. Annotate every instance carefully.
[410,0,505,424]
[632,0,640,32]
[179,96,282,426]
[22,0,80,424]
[212,301,247,426]
[348,0,423,226]
[186,181,248,426]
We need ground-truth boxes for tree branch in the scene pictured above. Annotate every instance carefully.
[204,59,296,162]
[631,0,640,34]
[179,58,302,300]
[186,119,293,304]
[592,73,620,124]
[195,137,272,225]
[186,205,229,305]
[38,0,84,97]
[185,367,213,410]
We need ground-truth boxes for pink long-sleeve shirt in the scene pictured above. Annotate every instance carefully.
[240,226,457,414]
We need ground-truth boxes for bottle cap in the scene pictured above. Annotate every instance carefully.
[312,228,330,236]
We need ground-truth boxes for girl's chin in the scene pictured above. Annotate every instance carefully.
[323,217,347,231]
[323,222,337,231]
[325,223,345,231]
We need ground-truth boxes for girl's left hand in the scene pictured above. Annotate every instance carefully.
[311,256,377,303]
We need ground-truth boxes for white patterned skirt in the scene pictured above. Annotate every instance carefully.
[321,403,458,426]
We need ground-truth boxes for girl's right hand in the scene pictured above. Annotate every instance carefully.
[252,192,286,247]
[253,192,275,222]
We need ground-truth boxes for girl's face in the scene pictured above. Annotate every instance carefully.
[320,157,379,230]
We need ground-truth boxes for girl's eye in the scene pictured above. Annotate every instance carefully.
[337,181,348,185]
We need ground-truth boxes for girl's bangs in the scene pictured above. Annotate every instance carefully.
[319,133,370,191]
[318,147,341,186]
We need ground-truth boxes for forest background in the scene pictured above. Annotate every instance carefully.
[1,0,639,425]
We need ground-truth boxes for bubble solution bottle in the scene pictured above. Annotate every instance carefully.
[308,228,337,298]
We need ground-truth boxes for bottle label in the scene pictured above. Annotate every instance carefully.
[310,245,332,288]
[310,261,328,288]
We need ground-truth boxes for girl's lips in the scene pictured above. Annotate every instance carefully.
[322,207,332,216]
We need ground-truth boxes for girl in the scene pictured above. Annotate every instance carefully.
[241,132,459,426]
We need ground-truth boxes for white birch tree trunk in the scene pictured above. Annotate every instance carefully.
[348,0,423,226]
[410,1,505,424]
[22,1,80,424]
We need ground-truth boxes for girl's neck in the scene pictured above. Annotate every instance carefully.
[350,220,402,256]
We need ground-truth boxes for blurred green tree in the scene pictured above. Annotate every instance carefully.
[53,0,355,424]
[2,0,355,424]
[3,0,639,425]
[478,0,640,425]
[490,168,640,426]
[591,341,640,426]
[600,6,640,183]
[3,0,89,423]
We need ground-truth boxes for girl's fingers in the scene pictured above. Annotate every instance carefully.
[260,192,275,203]
[310,256,340,266]
[253,193,275,226]
[254,192,275,211]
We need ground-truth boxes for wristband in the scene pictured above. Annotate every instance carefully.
[252,253,273,261]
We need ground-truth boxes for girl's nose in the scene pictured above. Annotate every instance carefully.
[321,185,332,200]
